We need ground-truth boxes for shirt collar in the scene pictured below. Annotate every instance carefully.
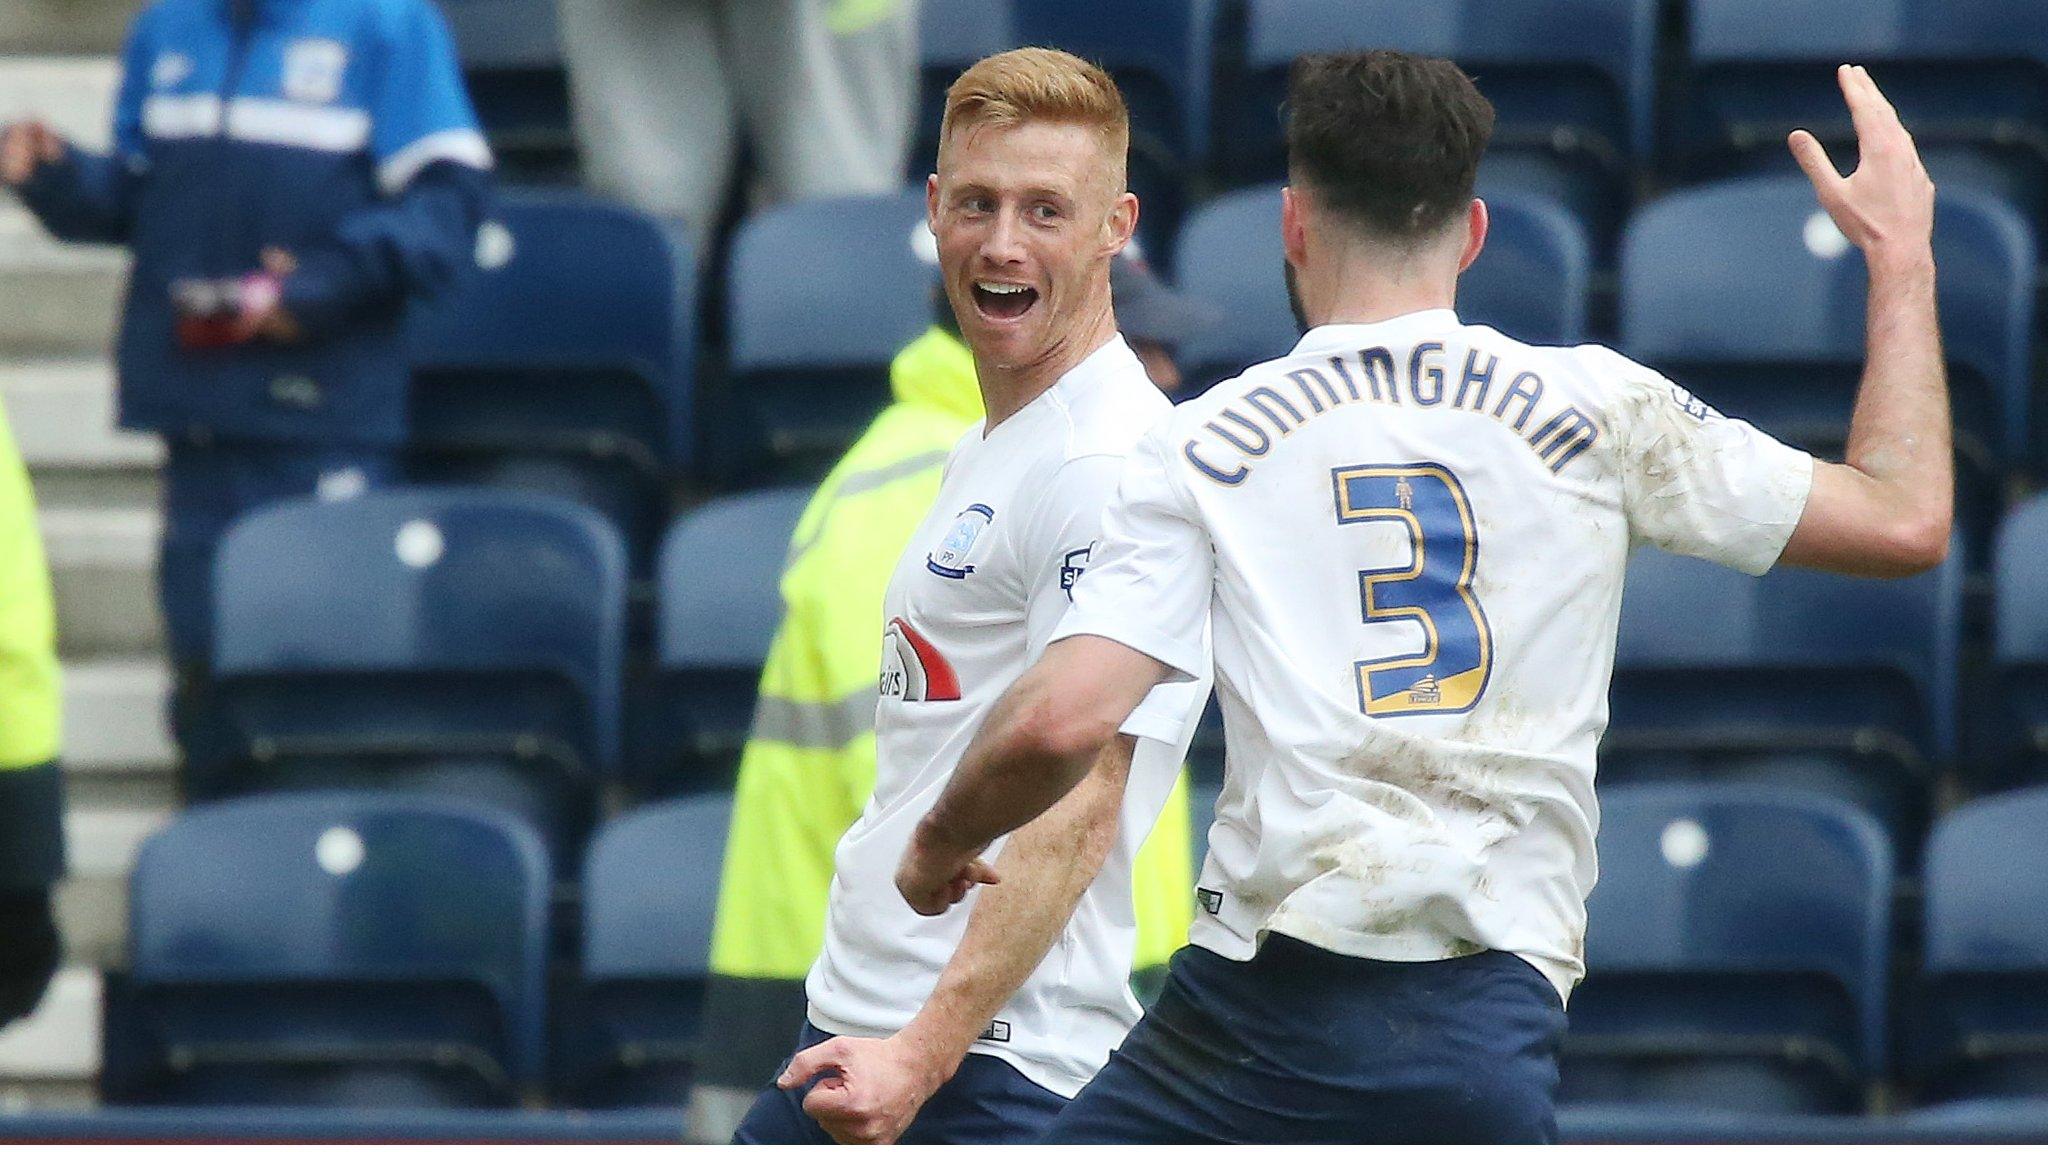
[1287,309,1462,357]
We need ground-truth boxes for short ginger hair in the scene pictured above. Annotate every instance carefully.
[939,47,1130,189]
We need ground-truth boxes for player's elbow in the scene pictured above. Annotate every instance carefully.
[1009,692,1118,767]
[1884,508,1951,575]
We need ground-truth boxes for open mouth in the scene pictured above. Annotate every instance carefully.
[972,280,1039,321]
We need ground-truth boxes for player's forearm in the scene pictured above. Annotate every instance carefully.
[914,661,1114,860]
[898,738,1133,1078]
[1843,241,1952,554]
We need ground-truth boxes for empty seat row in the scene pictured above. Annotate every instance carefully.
[102,790,731,1107]
[101,781,2048,1110]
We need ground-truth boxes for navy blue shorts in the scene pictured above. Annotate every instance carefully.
[1046,935,1568,1144]
[732,1023,1066,1144]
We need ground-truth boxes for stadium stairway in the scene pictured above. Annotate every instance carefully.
[0,41,168,1109]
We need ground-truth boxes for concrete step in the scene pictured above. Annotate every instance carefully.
[61,657,172,776]
[0,967,100,1109]
[0,3,138,57]
[40,505,160,658]
[0,56,119,149]
[56,805,170,971]
[2,358,158,473]
[0,202,127,359]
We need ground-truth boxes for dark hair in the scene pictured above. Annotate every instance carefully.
[1285,50,1495,244]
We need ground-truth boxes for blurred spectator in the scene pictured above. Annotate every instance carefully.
[0,396,64,1029]
[683,252,1209,1140]
[557,0,917,246]
[1,0,492,687]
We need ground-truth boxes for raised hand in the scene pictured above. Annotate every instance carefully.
[0,119,64,187]
[1787,65,1936,262]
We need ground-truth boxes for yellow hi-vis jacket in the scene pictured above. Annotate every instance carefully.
[708,327,1195,985]
[0,395,59,773]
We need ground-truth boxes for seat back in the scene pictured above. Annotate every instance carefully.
[407,191,697,470]
[1586,784,1892,1077]
[638,488,812,792]
[1621,178,2031,461]
[584,794,734,982]
[126,794,552,1092]
[726,189,934,470]
[1015,0,1215,163]
[214,488,629,772]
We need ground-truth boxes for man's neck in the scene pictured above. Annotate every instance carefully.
[972,305,1118,431]
[1304,232,1459,329]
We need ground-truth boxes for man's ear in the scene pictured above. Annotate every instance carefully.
[1282,185,1308,270]
[926,172,942,234]
[1456,197,1489,274]
[1105,189,1139,257]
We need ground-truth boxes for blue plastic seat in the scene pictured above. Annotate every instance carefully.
[1172,183,1591,394]
[1225,0,1655,252]
[1567,784,1892,1114]
[204,489,629,852]
[1988,497,2048,791]
[1620,176,2032,550]
[104,794,551,1106]
[438,0,575,183]
[1607,545,1960,851]
[630,488,811,795]
[556,794,733,1106]
[1913,786,2048,1103]
[912,0,1017,175]
[406,191,695,566]
[1683,1,2048,206]
[725,189,934,478]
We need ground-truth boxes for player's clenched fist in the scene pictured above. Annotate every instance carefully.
[1787,64,1936,263]
[894,826,1000,916]
[0,120,64,187]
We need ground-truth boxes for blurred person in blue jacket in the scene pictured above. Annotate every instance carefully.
[1,0,492,683]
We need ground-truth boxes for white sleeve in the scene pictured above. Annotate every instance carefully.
[1021,449,1208,746]
[1048,429,1214,687]
[1598,352,1816,576]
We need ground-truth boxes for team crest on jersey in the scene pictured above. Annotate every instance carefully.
[282,39,348,103]
[881,617,962,702]
[1059,544,1093,600]
[926,503,994,579]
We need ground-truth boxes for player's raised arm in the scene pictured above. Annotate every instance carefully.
[1777,64,1951,577]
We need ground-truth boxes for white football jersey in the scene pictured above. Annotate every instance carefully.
[1051,310,1814,1001]
[806,335,1210,1097]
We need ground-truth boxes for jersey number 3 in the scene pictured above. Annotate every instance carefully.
[1333,464,1494,717]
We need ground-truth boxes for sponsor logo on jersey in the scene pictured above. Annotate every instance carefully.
[1059,543,1093,600]
[926,503,994,578]
[282,39,348,104]
[1670,383,1720,423]
[1196,887,1224,915]
[978,1020,1012,1043]
[881,616,962,702]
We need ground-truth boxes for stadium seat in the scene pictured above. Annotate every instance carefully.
[406,191,695,567]
[556,794,733,1106]
[438,0,576,183]
[1987,497,2048,790]
[631,487,811,795]
[913,0,1016,174]
[724,189,934,479]
[201,489,629,854]
[1682,0,2048,218]
[1912,787,2048,1103]
[1566,784,1892,1114]
[1013,0,1215,255]
[104,794,551,1106]
[1607,544,1962,852]
[1620,175,2032,547]
[1172,183,1591,393]
[1223,0,1656,251]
